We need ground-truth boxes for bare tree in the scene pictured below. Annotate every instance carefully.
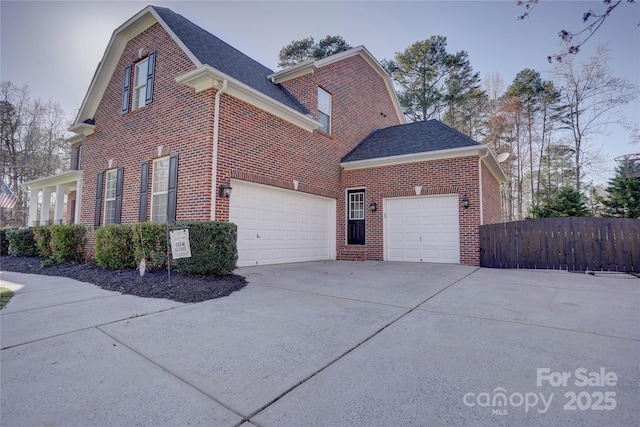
[551,45,638,191]
[1,81,70,226]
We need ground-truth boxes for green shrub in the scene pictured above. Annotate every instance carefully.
[132,222,168,271]
[49,224,86,264]
[173,221,237,276]
[0,228,17,256]
[95,224,136,270]
[6,229,37,257]
[33,226,53,259]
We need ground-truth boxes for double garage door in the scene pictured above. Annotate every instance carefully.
[229,180,335,266]
[384,194,460,264]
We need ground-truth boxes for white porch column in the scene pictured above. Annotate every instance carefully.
[28,188,39,227]
[54,184,65,224]
[40,187,52,225]
[74,179,83,224]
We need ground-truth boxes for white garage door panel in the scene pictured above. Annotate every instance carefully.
[385,195,460,264]
[230,180,334,266]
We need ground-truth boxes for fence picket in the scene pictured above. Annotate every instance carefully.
[479,218,639,272]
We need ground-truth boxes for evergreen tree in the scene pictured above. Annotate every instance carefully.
[601,162,640,218]
[278,36,351,68]
[530,187,590,218]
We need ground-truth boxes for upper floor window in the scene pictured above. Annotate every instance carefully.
[318,87,331,134]
[122,51,156,114]
[151,157,170,222]
[103,169,118,225]
[72,144,82,170]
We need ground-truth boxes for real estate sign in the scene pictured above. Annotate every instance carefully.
[169,228,192,259]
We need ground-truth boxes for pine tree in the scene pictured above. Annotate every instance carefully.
[530,187,590,218]
[601,163,640,218]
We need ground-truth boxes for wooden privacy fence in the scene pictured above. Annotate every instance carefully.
[480,218,640,272]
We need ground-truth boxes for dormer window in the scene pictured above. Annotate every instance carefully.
[122,51,156,114]
[318,87,331,134]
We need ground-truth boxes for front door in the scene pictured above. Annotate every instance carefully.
[347,189,365,245]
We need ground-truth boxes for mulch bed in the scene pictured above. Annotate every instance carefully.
[0,256,247,303]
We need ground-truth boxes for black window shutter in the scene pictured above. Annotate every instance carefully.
[72,145,80,170]
[139,161,149,222]
[94,172,104,229]
[166,155,178,222]
[122,64,131,114]
[114,167,124,224]
[145,51,156,105]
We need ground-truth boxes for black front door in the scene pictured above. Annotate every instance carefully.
[347,190,365,245]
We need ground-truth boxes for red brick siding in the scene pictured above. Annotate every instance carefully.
[214,55,400,220]
[79,23,214,255]
[481,162,502,225]
[281,54,400,152]
[340,156,484,265]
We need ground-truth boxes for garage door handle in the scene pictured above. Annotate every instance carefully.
[257,233,261,239]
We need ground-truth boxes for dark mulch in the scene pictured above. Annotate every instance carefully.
[0,256,247,303]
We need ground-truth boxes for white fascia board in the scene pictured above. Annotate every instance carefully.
[267,59,316,84]
[341,145,486,170]
[177,65,321,133]
[73,6,202,126]
[481,148,508,183]
[341,144,508,183]
[68,123,95,137]
[22,170,83,189]
[65,134,84,145]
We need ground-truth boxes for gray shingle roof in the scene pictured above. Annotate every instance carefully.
[341,120,481,163]
[153,6,308,114]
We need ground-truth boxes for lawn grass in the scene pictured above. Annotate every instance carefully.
[0,287,14,309]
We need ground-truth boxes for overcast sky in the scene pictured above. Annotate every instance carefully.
[1,0,638,183]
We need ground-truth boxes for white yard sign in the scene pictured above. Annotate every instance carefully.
[170,229,192,259]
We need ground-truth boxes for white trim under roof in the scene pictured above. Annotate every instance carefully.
[176,65,321,133]
[72,6,202,128]
[22,170,84,189]
[268,46,405,124]
[340,145,507,183]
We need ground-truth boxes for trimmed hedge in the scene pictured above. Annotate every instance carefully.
[50,224,86,264]
[94,221,238,275]
[0,228,17,256]
[33,226,53,259]
[95,224,136,270]
[173,221,237,276]
[6,228,36,257]
[132,222,168,271]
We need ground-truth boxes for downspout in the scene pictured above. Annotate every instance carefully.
[210,79,228,220]
[478,149,490,226]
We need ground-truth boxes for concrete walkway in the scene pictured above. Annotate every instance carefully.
[1,261,638,426]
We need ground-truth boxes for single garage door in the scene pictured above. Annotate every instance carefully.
[229,179,335,266]
[384,194,460,263]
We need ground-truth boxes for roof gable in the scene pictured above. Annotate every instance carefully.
[153,7,307,114]
[341,120,479,163]
[73,5,309,129]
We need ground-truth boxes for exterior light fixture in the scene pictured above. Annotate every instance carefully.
[369,202,377,212]
[461,196,470,209]
[219,184,232,198]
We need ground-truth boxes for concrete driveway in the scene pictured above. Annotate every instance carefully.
[1,261,638,426]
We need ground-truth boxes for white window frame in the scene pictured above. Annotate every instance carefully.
[318,87,332,134]
[133,57,149,111]
[103,169,117,225]
[150,157,169,222]
[348,191,365,220]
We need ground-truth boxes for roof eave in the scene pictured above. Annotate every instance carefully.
[72,6,202,127]
[341,145,483,170]
[269,46,405,124]
[176,65,321,133]
[22,170,83,189]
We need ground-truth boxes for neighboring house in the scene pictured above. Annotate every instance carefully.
[23,5,506,267]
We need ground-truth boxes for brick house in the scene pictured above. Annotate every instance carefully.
[23,5,505,267]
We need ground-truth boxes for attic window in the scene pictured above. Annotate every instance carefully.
[122,51,156,114]
[318,87,331,134]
